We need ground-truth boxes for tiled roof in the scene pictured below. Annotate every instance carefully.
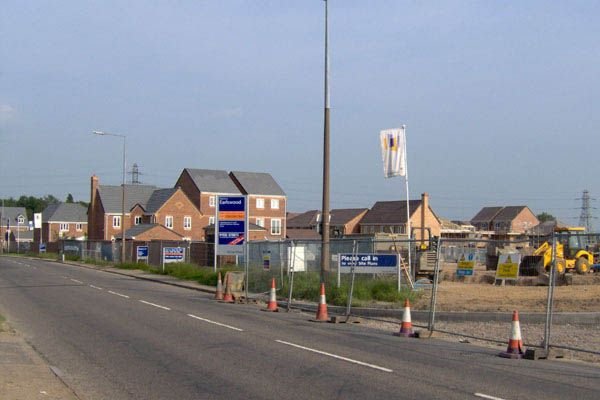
[287,208,369,229]
[42,203,87,222]
[98,184,158,213]
[117,224,184,240]
[182,168,240,194]
[360,200,422,225]
[229,171,286,196]
[287,210,319,229]
[330,208,369,225]
[470,207,504,223]
[0,206,27,226]
[144,188,178,214]
[494,206,528,221]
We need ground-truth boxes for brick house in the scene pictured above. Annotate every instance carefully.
[134,187,204,241]
[359,193,442,241]
[36,203,88,243]
[286,208,368,240]
[88,175,158,240]
[0,206,29,250]
[471,206,539,235]
[118,224,185,241]
[229,171,287,240]
[175,168,242,234]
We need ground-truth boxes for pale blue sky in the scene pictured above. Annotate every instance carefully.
[1,1,599,224]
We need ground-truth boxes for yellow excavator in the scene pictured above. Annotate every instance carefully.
[520,227,593,275]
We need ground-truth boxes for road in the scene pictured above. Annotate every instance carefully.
[1,256,599,400]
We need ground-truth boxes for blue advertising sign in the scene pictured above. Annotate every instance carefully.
[39,243,46,253]
[339,254,398,274]
[163,247,185,263]
[137,245,149,261]
[217,196,247,256]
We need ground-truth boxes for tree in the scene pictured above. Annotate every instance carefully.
[537,212,556,223]
[66,193,74,203]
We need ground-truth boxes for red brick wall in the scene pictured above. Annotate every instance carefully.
[247,195,286,240]
[152,189,204,240]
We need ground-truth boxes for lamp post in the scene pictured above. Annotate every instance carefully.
[93,130,126,264]
[320,0,331,283]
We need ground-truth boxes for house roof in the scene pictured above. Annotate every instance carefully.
[144,188,179,214]
[117,224,185,240]
[360,200,423,225]
[203,223,266,233]
[493,206,529,221]
[330,208,369,225]
[229,171,286,196]
[42,203,87,222]
[471,207,504,223]
[287,210,319,229]
[98,184,158,213]
[286,228,321,240]
[182,168,241,194]
[0,206,27,226]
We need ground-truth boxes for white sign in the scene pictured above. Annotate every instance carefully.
[287,246,306,272]
[34,213,42,229]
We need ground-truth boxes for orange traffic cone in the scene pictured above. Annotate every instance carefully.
[312,282,329,322]
[222,274,235,303]
[499,310,524,358]
[214,271,224,300]
[263,278,279,312]
[394,298,416,337]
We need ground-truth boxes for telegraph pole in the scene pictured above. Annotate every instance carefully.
[320,0,331,282]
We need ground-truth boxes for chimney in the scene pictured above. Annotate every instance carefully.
[421,192,429,246]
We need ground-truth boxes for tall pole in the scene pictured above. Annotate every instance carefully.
[93,130,126,264]
[320,0,331,282]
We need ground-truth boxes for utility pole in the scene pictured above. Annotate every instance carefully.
[578,189,595,233]
[320,0,331,282]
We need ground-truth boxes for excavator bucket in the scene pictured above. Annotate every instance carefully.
[519,255,543,276]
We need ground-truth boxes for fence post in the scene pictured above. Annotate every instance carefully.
[286,241,296,312]
[543,233,557,352]
[428,236,443,332]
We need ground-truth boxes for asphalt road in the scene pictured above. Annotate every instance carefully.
[1,256,599,400]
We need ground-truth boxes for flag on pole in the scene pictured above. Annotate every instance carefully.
[380,127,407,178]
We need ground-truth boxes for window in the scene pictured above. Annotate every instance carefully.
[256,198,265,209]
[76,223,83,231]
[183,216,192,230]
[209,196,216,207]
[271,219,281,235]
[165,216,173,229]
[209,216,215,226]
[59,223,69,232]
[112,216,121,228]
[134,216,142,225]
[255,218,265,228]
[270,199,279,209]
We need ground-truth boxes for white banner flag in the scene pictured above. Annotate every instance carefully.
[380,127,407,178]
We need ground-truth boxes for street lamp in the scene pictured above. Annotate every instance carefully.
[320,0,331,283]
[93,130,126,264]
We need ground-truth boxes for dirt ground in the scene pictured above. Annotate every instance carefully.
[411,269,600,313]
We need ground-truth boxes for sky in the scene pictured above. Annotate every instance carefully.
[1,1,599,225]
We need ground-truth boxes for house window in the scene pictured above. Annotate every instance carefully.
[183,216,192,230]
[59,223,69,232]
[76,223,83,231]
[209,216,215,225]
[165,216,173,229]
[209,196,216,207]
[134,216,142,225]
[256,198,265,209]
[112,216,121,228]
[255,218,265,228]
[271,219,281,235]
[270,199,279,209]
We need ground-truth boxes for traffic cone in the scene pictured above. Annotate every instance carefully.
[394,298,416,337]
[499,310,524,359]
[313,282,329,322]
[263,278,279,312]
[222,274,235,303]
[214,271,224,300]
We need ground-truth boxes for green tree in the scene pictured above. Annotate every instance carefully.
[66,193,74,203]
[537,212,556,223]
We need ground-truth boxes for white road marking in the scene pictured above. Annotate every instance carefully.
[275,340,393,373]
[187,314,244,332]
[475,393,508,400]
[108,290,130,299]
[70,279,83,284]
[89,285,103,290]
[139,300,171,311]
